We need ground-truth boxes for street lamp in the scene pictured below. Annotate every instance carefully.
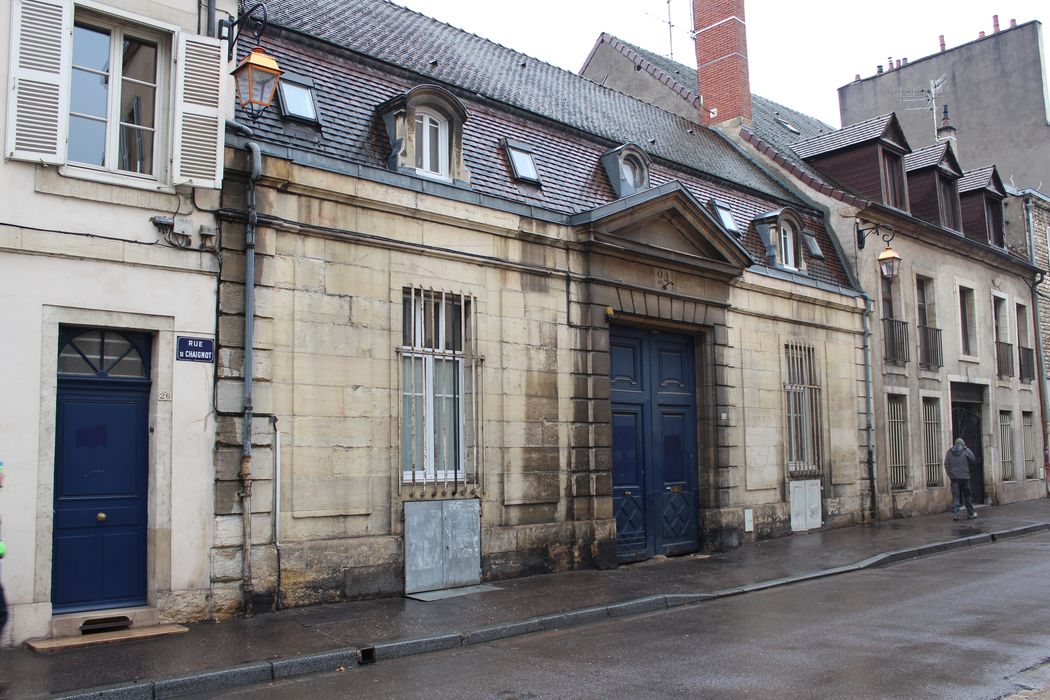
[856,220,902,280]
[221,3,282,121]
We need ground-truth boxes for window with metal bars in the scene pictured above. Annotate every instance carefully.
[922,397,942,487]
[784,343,822,478]
[1023,412,1037,479]
[399,289,481,488]
[999,411,1014,481]
[887,395,909,490]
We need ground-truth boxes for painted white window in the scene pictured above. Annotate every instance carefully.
[784,342,822,477]
[401,289,479,484]
[414,108,449,177]
[5,0,225,188]
[778,220,798,269]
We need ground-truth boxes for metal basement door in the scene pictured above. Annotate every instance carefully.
[53,329,151,613]
[610,326,699,562]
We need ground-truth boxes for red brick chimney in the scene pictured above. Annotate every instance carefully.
[693,0,752,125]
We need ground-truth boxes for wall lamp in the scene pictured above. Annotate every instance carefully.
[221,3,283,121]
[856,221,902,281]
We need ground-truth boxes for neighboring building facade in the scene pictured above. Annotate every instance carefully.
[582,0,1047,520]
[838,18,1050,193]
[1,0,233,643]
[207,0,875,612]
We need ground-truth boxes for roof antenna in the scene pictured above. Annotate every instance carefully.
[644,0,677,60]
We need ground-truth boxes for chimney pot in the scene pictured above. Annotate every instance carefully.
[896,59,901,69]
[993,15,1000,32]
[854,73,861,81]
[939,34,946,51]
[979,31,985,38]
[877,65,884,74]
[1010,18,1017,28]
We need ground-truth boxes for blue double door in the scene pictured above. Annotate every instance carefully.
[53,329,151,613]
[610,327,699,562]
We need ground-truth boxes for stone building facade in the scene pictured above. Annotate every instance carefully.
[207,0,872,611]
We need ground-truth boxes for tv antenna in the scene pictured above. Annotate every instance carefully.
[643,0,677,61]
[898,74,948,139]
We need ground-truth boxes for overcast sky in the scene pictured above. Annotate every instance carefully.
[391,0,1049,128]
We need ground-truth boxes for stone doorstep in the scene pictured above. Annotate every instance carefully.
[50,605,160,638]
[26,623,189,654]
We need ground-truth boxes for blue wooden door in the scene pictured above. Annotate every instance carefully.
[53,329,151,612]
[610,327,699,562]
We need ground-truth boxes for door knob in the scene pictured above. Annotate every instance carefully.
[96,512,107,522]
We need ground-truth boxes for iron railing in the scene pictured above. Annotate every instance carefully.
[1018,346,1035,382]
[922,398,942,487]
[883,319,910,365]
[999,411,1014,481]
[887,395,909,490]
[917,325,942,370]
[1023,412,1037,479]
[996,341,1014,378]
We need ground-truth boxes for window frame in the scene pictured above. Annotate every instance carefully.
[277,74,321,124]
[999,410,1015,481]
[880,148,907,210]
[400,289,474,484]
[921,396,943,487]
[64,8,171,184]
[776,219,802,270]
[936,172,961,231]
[709,199,739,235]
[958,284,978,358]
[503,138,540,184]
[414,106,451,180]
[886,393,910,490]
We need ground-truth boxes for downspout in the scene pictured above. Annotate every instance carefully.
[226,119,262,616]
[206,0,216,38]
[272,415,282,611]
[861,293,879,524]
[1024,198,1050,486]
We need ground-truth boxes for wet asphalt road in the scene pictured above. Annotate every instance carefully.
[200,532,1050,699]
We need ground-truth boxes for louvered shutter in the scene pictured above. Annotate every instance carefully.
[172,32,224,189]
[5,0,72,164]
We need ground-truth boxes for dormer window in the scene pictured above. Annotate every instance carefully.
[503,138,540,184]
[414,107,448,177]
[881,150,907,210]
[937,174,961,231]
[601,144,650,198]
[986,199,1004,247]
[377,84,471,185]
[754,208,806,271]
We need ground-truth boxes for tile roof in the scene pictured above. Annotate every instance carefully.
[258,0,794,202]
[958,166,1002,194]
[904,143,948,171]
[791,114,896,159]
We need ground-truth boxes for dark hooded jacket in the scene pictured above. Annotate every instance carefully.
[944,443,976,480]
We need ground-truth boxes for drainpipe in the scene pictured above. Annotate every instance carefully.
[226,119,262,616]
[861,293,880,525]
[272,415,282,611]
[1024,197,1050,485]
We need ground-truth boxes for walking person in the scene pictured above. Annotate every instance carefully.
[944,438,977,520]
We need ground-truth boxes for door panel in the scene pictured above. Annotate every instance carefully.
[54,382,149,612]
[611,327,699,562]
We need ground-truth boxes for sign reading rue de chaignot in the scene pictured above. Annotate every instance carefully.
[176,336,215,363]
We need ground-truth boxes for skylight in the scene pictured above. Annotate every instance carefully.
[278,78,319,123]
[710,199,739,234]
[503,139,540,184]
[774,116,801,135]
[802,230,824,259]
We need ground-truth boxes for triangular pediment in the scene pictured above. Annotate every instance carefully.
[570,181,753,277]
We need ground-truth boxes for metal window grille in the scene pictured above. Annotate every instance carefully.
[784,343,822,478]
[887,395,909,490]
[1018,346,1036,382]
[999,411,1014,481]
[883,318,910,364]
[996,341,1014,378]
[917,325,942,369]
[922,397,942,487]
[398,288,482,492]
[1023,412,1037,479]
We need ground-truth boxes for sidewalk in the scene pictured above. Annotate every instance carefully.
[2,498,1048,699]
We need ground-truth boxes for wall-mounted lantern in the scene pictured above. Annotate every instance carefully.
[856,220,901,281]
[221,3,282,121]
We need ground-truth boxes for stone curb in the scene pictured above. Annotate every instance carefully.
[49,523,1050,699]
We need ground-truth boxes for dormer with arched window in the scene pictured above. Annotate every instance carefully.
[378,85,471,185]
[754,208,809,271]
[601,143,651,198]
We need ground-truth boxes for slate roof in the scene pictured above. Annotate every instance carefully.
[238,0,854,289]
[258,0,793,202]
[792,114,897,159]
[904,143,949,171]
[958,166,1003,195]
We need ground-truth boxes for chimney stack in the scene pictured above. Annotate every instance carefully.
[936,103,958,155]
[693,0,751,125]
[993,15,1000,32]
[939,35,946,51]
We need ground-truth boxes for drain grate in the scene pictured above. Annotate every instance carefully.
[79,616,132,635]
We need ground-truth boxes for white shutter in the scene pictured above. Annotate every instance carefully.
[5,0,72,163]
[172,32,224,189]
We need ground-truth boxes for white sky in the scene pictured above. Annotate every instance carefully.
[391,0,1049,128]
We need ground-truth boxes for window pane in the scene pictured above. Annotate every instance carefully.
[509,148,537,180]
[118,125,154,174]
[414,114,424,169]
[428,119,440,173]
[121,37,157,84]
[68,116,107,165]
[279,82,317,120]
[432,358,459,471]
[70,67,109,118]
[445,299,462,351]
[401,357,425,473]
[72,24,111,72]
[120,81,156,129]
